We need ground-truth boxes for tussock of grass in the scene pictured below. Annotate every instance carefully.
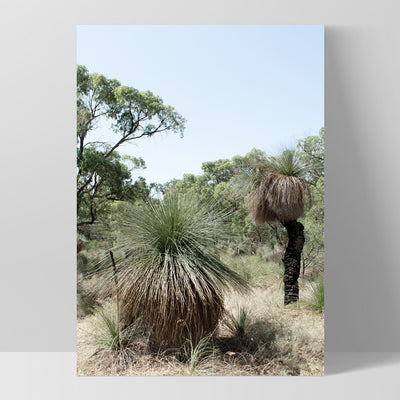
[93,306,141,351]
[186,333,214,375]
[225,306,250,338]
[77,302,148,375]
[302,275,324,313]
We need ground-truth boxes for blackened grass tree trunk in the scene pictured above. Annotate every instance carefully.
[282,220,305,305]
[248,149,310,306]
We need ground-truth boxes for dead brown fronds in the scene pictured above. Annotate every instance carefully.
[120,279,225,348]
[249,149,310,224]
[250,173,308,224]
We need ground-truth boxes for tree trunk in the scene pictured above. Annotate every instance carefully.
[282,220,305,305]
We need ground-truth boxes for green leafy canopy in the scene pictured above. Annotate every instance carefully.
[76,65,186,227]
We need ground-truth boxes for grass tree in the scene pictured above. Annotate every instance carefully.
[98,195,248,347]
[249,150,309,305]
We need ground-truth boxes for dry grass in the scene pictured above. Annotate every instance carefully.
[77,257,324,376]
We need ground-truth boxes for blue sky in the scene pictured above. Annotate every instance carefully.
[77,25,324,185]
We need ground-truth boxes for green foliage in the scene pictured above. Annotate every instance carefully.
[77,241,101,318]
[76,65,186,228]
[187,333,214,375]
[257,149,308,178]
[77,252,90,275]
[163,149,274,253]
[77,149,135,225]
[297,128,324,185]
[222,253,283,284]
[112,86,185,138]
[95,306,121,350]
[77,278,99,318]
[95,195,249,346]
[226,306,250,337]
[94,306,141,351]
[302,176,324,274]
[303,275,324,313]
[162,130,324,274]
[202,159,235,186]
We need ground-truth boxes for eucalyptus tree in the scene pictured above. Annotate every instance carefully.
[297,128,324,185]
[77,65,186,227]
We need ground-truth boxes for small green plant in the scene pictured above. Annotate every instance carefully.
[94,306,140,351]
[187,333,213,375]
[241,268,253,282]
[303,275,324,312]
[226,306,250,337]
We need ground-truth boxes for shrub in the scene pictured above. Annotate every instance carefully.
[95,195,249,347]
[186,333,214,375]
[303,275,324,312]
[225,306,250,337]
[77,277,99,318]
[94,305,141,351]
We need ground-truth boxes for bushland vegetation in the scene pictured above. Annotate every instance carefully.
[77,66,324,376]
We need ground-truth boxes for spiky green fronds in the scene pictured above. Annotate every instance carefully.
[187,333,214,375]
[93,306,141,351]
[262,150,308,178]
[225,306,250,337]
[97,195,249,347]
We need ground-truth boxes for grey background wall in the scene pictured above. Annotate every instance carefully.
[0,0,398,352]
